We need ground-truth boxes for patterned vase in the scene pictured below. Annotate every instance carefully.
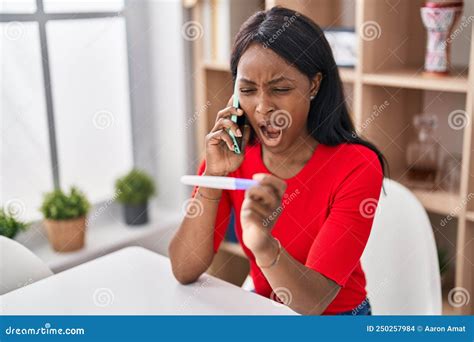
[420,2,463,74]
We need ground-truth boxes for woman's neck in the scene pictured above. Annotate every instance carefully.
[261,134,318,179]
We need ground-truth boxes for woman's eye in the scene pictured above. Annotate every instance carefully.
[240,89,256,94]
[273,88,291,93]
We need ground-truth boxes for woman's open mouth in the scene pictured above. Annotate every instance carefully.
[258,123,283,147]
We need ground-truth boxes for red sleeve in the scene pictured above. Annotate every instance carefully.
[305,147,383,287]
[191,160,232,253]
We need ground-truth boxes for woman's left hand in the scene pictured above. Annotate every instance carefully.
[241,173,287,253]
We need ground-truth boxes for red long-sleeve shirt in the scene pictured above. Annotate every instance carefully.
[192,141,384,314]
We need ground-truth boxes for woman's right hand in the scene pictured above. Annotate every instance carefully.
[204,96,250,176]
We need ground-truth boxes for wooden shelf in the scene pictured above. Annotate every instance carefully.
[465,211,474,222]
[362,69,469,93]
[339,67,356,83]
[410,188,461,217]
[396,175,462,217]
[203,60,230,73]
[398,177,460,217]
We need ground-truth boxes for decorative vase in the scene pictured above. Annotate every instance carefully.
[420,1,463,75]
[406,113,444,189]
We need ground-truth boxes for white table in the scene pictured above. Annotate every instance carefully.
[0,247,297,315]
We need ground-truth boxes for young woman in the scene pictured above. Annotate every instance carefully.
[169,7,387,315]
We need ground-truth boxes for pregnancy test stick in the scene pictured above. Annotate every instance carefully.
[181,175,258,190]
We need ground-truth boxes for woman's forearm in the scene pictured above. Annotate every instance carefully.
[168,187,223,284]
[253,238,341,315]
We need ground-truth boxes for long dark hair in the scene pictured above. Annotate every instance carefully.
[230,6,388,177]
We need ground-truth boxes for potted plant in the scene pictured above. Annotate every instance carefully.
[115,169,156,226]
[0,207,27,239]
[40,187,90,252]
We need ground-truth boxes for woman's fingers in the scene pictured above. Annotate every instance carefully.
[210,117,242,138]
[243,184,284,227]
[245,185,278,209]
[215,103,244,123]
[241,204,267,224]
[226,95,234,108]
[242,197,273,222]
[206,130,235,151]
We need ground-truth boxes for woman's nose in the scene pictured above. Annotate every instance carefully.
[255,93,275,115]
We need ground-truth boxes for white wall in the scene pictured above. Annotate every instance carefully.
[148,0,190,210]
[126,0,193,212]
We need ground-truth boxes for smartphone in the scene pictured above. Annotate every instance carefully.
[228,81,247,154]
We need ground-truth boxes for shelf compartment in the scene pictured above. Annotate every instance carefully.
[401,183,462,217]
[362,69,469,93]
[361,0,426,73]
[267,0,356,28]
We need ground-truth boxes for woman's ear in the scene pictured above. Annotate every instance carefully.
[309,72,323,97]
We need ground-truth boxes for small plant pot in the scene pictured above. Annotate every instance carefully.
[123,202,148,226]
[44,216,86,252]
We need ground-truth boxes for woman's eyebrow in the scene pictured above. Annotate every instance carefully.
[239,78,257,85]
[238,76,295,85]
[267,76,295,85]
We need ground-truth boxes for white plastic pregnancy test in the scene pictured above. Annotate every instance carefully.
[180,175,258,190]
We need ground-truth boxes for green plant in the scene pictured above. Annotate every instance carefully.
[40,187,90,220]
[115,169,156,205]
[0,208,27,238]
